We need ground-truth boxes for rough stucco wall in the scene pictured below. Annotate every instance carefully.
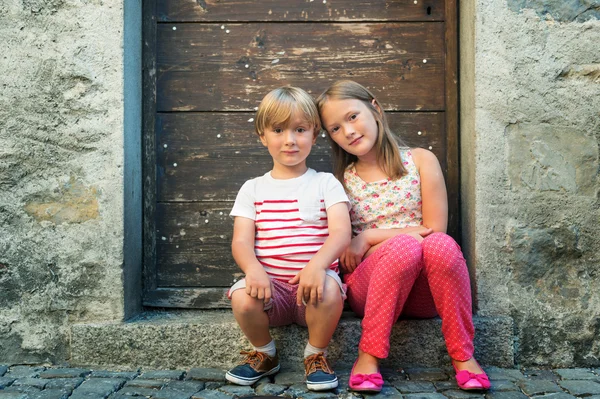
[471,0,600,366]
[0,0,125,363]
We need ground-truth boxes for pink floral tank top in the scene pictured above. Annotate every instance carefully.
[344,149,422,236]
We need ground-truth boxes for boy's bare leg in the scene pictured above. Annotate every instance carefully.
[305,275,344,347]
[231,289,271,346]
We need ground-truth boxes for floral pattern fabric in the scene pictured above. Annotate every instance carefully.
[344,149,422,236]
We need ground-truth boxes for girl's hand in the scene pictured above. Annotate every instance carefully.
[405,226,433,243]
[245,269,272,305]
[340,233,371,273]
[289,265,326,306]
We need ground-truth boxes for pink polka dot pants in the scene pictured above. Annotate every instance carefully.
[344,232,474,361]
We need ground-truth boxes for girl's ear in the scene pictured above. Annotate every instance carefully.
[371,99,382,115]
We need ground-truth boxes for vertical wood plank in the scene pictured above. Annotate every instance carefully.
[143,0,158,296]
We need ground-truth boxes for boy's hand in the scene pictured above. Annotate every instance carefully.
[340,233,371,273]
[245,269,272,304]
[288,265,326,306]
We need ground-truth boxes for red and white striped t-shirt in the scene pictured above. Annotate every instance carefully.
[230,168,349,281]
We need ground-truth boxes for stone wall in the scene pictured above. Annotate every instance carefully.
[462,0,600,366]
[0,0,125,363]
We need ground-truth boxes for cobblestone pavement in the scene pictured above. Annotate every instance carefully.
[1,363,600,399]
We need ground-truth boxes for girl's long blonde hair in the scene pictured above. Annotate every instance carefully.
[316,80,407,188]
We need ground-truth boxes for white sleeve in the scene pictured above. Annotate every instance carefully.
[322,173,350,211]
[230,180,256,220]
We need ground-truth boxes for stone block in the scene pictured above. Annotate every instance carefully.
[404,368,450,381]
[523,369,559,381]
[274,371,305,385]
[151,388,196,399]
[141,370,185,380]
[404,394,447,399]
[3,385,41,394]
[70,378,126,397]
[39,368,90,379]
[554,368,598,380]
[116,386,159,396]
[191,389,234,399]
[485,368,526,382]
[485,392,528,399]
[44,378,84,391]
[444,390,485,399]
[4,366,44,378]
[29,390,71,399]
[507,123,598,196]
[186,368,227,382]
[487,380,519,392]
[393,381,436,393]
[12,377,49,389]
[534,393,577,399]
[256,382,287,396]
[0,393,28,399]
[166,380,205,392]
[217,385,255,396]
[124,378,166,389]
[518,380,563,395]
[0,377,16,388]
[90,370,139,380]
[0,366,7,376]
[558,380,600,396]
[434,381,459,391]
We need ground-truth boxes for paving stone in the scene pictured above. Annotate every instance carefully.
[554,368,598,380]
[70,377,126,397]
[517,380,563,396]
[0,366,7,376]
[125,378,167,389]
[4,366,45,378]
[404,394,447,399]
[0,377,16,388]
[90,370,139,380]
[295,391,338,399]
[558,380,600,396]
[485,392,528,399]
[484,368,526,382]
[191,389,234,399]
[186,369,227,382]
[141,370,186,380]
[166,380,205,392]
[256,381,287,396]
[434,380,459,391]
[3,385,42,394]
[369,385,403,398]
[523,369,559,381]
[393,381,437,393]
[39,368,91,379]
[151,388,196,399]
[44,377,84,390]
[444,390,486,399]
[274,371,306,385]
[486,380,519,392]
[0,393,28,399]
[284,382,312,397]
[29,389,71,399]
[534,393,577,399]
[11,377,50,389]
[217,384,255,396]
[117,386,160,396]
[205,382,225,390]
[405,368,450,381]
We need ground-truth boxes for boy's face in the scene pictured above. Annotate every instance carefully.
[260,112,317,178]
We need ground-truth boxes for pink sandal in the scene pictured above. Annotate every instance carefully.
[348,360,384,392]
[452,360,491,391]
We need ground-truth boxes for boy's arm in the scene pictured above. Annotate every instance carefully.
[231,216,272,304]
[288,202,351,305]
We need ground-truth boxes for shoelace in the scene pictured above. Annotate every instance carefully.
[239,350,269,369]
[304,352,333,375]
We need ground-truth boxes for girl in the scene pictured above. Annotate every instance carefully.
[316,80,490,392]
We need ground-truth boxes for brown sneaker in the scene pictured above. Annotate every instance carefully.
[304,352,338,391]
[225,350,280,386]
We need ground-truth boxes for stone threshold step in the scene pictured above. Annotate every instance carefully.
[70,311,513,370]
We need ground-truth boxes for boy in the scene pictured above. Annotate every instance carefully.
[226,87,351,391]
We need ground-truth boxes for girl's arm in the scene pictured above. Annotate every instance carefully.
[411,147,448,233]
[288,202,351,305]
[231,216,272,303]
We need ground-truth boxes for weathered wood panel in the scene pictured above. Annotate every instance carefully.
[156,112,445,202]
[157,23,445,111]
[144,287,230,309]
[157,0,445,22]
[156,202,238,287]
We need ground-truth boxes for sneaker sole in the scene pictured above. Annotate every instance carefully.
[307,378,338,391]
[225,364,281,386]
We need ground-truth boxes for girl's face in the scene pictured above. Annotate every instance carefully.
[320,98,379,160]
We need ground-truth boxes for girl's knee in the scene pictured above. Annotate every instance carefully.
[231,290,264,316]
[422,232,460,256]
[386,234,423,264]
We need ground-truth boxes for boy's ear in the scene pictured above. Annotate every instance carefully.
[259,134,268,147]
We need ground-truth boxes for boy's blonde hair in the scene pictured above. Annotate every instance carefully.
[316,80,407,188]
[255,87,321,137]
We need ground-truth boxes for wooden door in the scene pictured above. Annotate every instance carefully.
[143,0,458,308]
